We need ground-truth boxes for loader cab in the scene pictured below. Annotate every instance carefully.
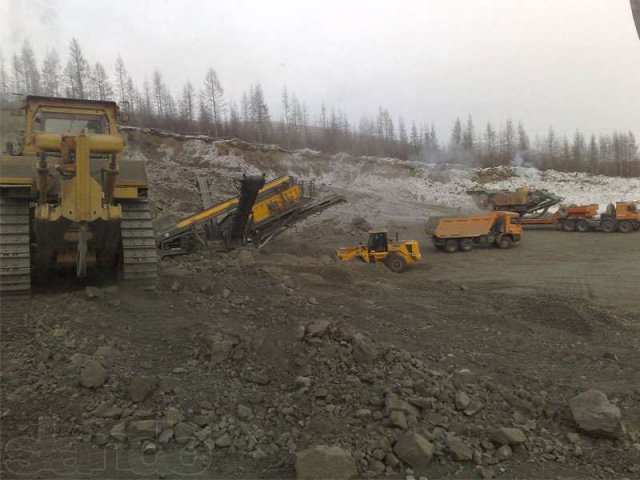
[367,230,389,253]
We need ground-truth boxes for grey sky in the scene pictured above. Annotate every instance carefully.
[2,0,639,141]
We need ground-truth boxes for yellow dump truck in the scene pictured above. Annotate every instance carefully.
[335,230,421,272]
[427,211,522,253]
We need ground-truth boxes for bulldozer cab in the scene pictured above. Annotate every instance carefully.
[367,230,389,253]
[12,96,119,155]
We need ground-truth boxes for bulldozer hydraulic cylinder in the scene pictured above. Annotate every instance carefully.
[37,152,48,205]
[104,153,118,204]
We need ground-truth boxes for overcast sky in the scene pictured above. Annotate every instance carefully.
[2,0,639,141]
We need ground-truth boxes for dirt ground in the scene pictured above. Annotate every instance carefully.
[2,219,639,479]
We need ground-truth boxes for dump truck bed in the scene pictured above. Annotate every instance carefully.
[432,213,502,238]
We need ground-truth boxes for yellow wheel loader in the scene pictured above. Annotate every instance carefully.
[335,230,421,273]
[0,96,156,294]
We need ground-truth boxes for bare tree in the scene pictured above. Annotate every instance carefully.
[152,70,165,118]
[484,122,498,164]
[92,62,113,100]
[126,75,137,112]
[462,115,474,151]
[21,41,40,94]
[65,38,89,98]
[42,49,61,96]
[0,53,9,104]
[501,118,516,160]
[179,81,195,124]
[249,83,270,142]
[198,92,212,132]
[12,54,25,93]
[517,121,529,151]
[114,56,128,104]
[450,117,462,147]
[203,68,226,137]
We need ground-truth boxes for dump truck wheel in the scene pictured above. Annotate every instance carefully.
[561,219,576,232]
[600,219,616,233]
[499,236,513,249]
[618,220,633,233]
[385,254,407,273]
[458,238,473,252]
[576,219,590,233]
[443,239,458,253]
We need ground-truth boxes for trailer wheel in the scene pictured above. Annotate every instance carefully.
[576,219,590,233]
[562,219,576,232]
[385,254,407,273]
[618,220,633,233]
[601,219,617,233]
[499,236,513,249]
[458,238,473,252]
[443,239,458,253]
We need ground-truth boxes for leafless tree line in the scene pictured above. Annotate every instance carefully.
[1,39,638,177]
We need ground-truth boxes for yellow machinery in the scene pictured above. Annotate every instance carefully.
[156,174,345,255]
[427,211,522,252]
[0,96,156,294]
[335,230,421,273]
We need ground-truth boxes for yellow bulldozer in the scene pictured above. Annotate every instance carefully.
[335,230,421,273]
[0,96,157,294]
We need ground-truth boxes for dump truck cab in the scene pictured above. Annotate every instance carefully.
[0,96,156,294]
[336,229,421,273]
[600,201,640,233]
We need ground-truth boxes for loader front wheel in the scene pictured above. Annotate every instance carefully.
[443,239,458,253]
[385,254,407,273]
[458,238,473,252]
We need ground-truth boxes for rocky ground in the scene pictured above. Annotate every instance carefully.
[1,130,639,479]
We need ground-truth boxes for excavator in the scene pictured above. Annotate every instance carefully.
[156,174,345,256]
[0,96,156,294]
[335,230,421,273]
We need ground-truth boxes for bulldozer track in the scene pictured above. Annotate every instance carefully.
[120,200,158,289]
[0,197,31,295]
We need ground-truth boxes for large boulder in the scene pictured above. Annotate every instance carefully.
[295,445,358,480]
[79,360,107,388]
[569,389,623,438]
[393,432,434,469]
[490,428,527,446]
[128,376,156,402]
[127,420,167,443]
